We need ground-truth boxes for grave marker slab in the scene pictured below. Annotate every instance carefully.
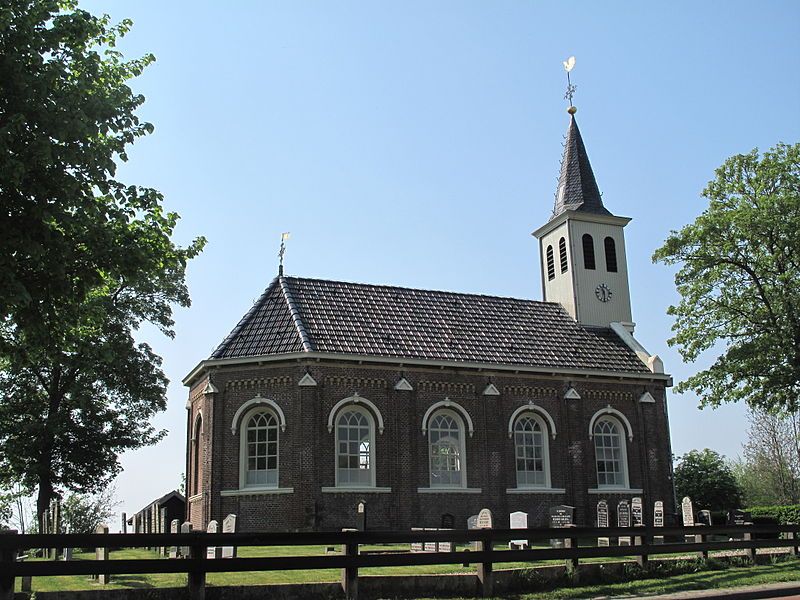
[476,508,493,529]
[441,513,455,529]
[631,497,643,526]
[356,501,366,532]
[682,496,696,544]
[95,524,109,584]
[180,522,192,559]
[549,505,574,548]
[653,501,665,544]
[169,520,179,558]
[597,500,610,547]
[222,514,237,559]
[727,509,750,526]
[206,520,220,559]
[698,509,712,526]
[509,511,528,549]
[617,500,631,546]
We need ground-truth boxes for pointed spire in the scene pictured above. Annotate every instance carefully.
[551,114,611,220]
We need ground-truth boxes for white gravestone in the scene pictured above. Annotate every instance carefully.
[617,500,631,546]
[476,508,493,529]
[682,496,695,543]
[221,514,237,559]
[631,497,644,527]
[509,511,528,549]
[169,519,180,558]
[180,522,192,558]
[206,520,220,559]
[597,500,610,547]
[653,501,665,544]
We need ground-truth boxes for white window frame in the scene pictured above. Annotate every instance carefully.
[238,407,280,490]
[591,415,630,489]
[512,412,552,489]
[334,404,377,488]
[426,408,467,489]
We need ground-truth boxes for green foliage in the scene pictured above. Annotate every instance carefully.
[60,488,117,534]
[674,449,743,511]
[746,504,800,525]
[653,143,800,412]
[734,408,800,505]
[0,0,205,522]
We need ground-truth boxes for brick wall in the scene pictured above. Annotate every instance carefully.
[185,359,674,532]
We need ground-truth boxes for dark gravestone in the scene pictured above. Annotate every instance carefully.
[441,513,455,529]
[549,505,575,548]
[631,497,644,526]
[596,500,610,546]
[727,509,751,526]
[697,510,712,526]
[617,500,631,546]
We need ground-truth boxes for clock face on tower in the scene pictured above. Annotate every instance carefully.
[595,283,612,303]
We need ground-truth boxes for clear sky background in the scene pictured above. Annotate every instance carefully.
[78,1,800,525]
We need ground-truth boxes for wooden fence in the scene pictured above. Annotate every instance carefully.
[1,524,798,600]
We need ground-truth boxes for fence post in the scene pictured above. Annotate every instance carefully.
[0,530,17,600]
[187,531,206,600]
[564,524,579,576]
[95,524,110,584]
[698,530,708,560]
[340,529,359,600]
[743,524,756,561]
[635,526,649,568]
[787,525,797,557]
[476,531,493,597]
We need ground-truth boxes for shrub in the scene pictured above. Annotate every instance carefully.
[746,504,800,525]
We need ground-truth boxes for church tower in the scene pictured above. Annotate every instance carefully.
[533,110,634,330]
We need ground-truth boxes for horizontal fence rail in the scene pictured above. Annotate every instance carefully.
[1,524,798,600]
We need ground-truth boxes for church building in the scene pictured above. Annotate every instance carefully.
[183,109,675,532]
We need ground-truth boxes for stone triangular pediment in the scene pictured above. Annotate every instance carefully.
[639,391,656,403]
[298,373,317,387]
[482,383,500,396]
[394,377,413,391]
[564,386,581,400]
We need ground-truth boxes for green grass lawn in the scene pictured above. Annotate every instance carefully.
[17,544,800,595]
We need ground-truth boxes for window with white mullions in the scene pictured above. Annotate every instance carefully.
[514,414,549,487]
[336,408,374,487]
[429,412,465,487]
[593,418,627,487]
[244,411,279,487]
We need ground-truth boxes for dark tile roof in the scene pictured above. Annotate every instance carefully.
[210,276,650,374]
[552,115,612,219]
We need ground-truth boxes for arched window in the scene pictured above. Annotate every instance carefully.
[241,410,279,488]
[582,234,596,270]
[559,237,568,273]
[604,236,618,272]
[514,413,551,487]
[191,415,202,496]
[428,410,466,488]
[593,417,628,488]
[546,245,555,281]
[336,406,375,487]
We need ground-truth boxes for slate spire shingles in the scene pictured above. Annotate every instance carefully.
[210,275,650,374]
[552,115,612,219]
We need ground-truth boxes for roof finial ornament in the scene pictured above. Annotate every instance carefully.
[562,56,577,115]
[278,231,290,276]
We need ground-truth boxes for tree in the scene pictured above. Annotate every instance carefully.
[0,0,205,527]
[653,143,800,413]
[674,449,743,511]
[733,408,800,506]
[60,488,117,534]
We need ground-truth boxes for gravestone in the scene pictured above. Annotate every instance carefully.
[509,511,528,549]
[169,520,180,558]
[727,509,751,526]
[438,538,453,553]
[356,501,367,532]
[597,500,610,547]
[160,507,168,555]
[617,500,631,546]
[467,514,478,530]
[221,513,237,558]
[95,524,110,584]
[62,547,73,560]
[698,509,712,526]
[121,512,127,535]
[653,500,665,544]
[441,513,455,529]
[682,496,695,543]
[206,520,221,559]
[549,505,575,548]
[477,508,493,529]
[631,497,644,526]
[180,522,192,559]
[423,528,437,553]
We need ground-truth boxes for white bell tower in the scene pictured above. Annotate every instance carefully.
[533,110,634,330]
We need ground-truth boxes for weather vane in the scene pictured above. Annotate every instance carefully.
[278,232,290,276]
[563,55,577,114]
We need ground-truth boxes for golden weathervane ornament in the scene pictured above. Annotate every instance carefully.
[563,55,577,114]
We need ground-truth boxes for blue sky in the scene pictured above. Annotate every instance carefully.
[81,1,800,522]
